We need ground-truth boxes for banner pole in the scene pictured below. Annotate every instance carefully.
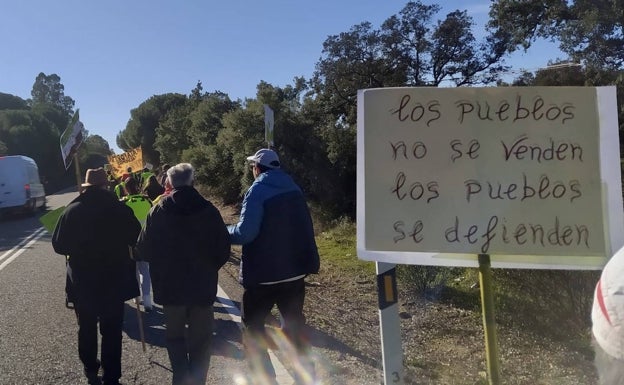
[478,254,501,385]
[73,154,82,193]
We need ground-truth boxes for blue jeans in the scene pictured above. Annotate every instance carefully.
[163,305,214,385]
[136,261,152,305]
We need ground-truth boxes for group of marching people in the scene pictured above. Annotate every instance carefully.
[51,149,320,385]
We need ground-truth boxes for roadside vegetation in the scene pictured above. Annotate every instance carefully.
[314,219,599,383]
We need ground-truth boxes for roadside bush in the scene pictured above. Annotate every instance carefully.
[398,265,463,300]
[493,269,599,339]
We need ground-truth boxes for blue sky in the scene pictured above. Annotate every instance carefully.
[1,1,563,153]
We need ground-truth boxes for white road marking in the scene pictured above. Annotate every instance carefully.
[0,228,295,383]
[216,285,293,384]
[0,227,46,271]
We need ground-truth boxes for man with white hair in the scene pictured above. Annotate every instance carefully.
[136,163,230,385]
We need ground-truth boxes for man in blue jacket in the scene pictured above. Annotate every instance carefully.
[229,148,320,385]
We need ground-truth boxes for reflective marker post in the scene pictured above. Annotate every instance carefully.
[376,262,404,385]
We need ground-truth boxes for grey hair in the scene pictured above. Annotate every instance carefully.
[167,163,194,188]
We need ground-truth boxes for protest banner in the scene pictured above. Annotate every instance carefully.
[39,206,66,233]
[357,86,624,385]
[357,86,623,269]
[60,110,85,169]
[107,147,143,178]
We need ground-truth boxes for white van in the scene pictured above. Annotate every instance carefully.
[0,155,46,214]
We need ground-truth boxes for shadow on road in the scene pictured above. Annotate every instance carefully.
[122,303,245,360]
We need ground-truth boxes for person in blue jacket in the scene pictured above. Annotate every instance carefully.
[228,148,320,385]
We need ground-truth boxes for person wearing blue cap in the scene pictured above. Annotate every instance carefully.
[228,148,320,385]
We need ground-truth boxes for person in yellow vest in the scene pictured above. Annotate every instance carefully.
[114,173,131,199]
[140,167,155,191]
[121,177,154,312]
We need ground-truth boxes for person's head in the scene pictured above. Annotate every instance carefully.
[123,176,140,195]
[81,168,109,190]
[246,149,280,177]
[126,166,133,173]
[592,248,624,384]
[167,163,194,188]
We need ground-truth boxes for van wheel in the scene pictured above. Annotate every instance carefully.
[27,199,36,216]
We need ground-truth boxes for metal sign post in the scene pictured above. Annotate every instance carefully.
[376,262,404,385]
[264,104,274,148]
[478,254,501,385]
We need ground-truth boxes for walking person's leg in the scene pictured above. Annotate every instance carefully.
[275,279,315,384]
[242,285,277,384]
[137,261,153,310]
[187,305,214,385]
[99,300,125,385]
[76,300,101,385]
[163,305,190,385]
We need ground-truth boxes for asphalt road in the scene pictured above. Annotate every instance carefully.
[0,190,295,385]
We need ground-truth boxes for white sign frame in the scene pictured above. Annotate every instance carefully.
[357,87,623,269]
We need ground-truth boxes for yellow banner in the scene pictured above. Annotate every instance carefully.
[107,147,143,178]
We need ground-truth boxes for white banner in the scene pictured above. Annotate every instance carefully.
[60,109,85,169]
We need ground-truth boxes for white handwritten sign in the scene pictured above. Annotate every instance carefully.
[356,87,623,269]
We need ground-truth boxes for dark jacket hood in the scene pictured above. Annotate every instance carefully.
[73,187,120,206]
[160,186,209,215]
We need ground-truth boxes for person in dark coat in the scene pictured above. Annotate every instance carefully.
[136,163,230,385]
[52,167,142,385]
[142,174,165,201]
[228,149,320,385]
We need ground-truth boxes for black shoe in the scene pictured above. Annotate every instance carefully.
[85,359,101,385]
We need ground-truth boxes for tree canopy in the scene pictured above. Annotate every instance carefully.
[5,1,624,216]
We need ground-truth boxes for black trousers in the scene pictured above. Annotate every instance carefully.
[242,278,313,383]
[163,305,214,385]
[75,298,125,384]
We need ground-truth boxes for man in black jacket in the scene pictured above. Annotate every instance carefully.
[52,167,141,385]
[136,163,230,385]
